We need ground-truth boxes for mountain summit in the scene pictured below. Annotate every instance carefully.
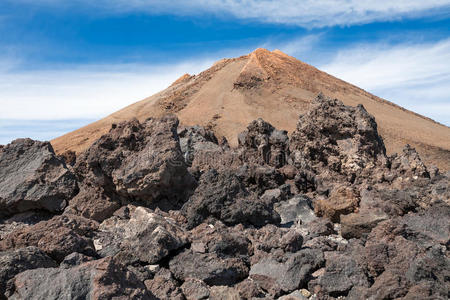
[52,48,450,170]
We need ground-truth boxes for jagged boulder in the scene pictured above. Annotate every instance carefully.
[169,249,249,286]
[274,195,317,226]
[245,224,303,258]
[0,139,78,216]
[94,205,189,264]
[188,222,253,258]
[313,186,360,222]
[238,118,289,168]
[0,247,57,297]
[180,278,210,300]
[64,183,120,222]
[0,214,97,262]
[144,268,184,300]
[308,250,370,297]
[6,257,150,299]
[74,115,196,210]
[237,163,285,195]
[390,144,430,179]
[181,169,280,229]
[290,94,386,184]
[178,125,219,164]
[249,249,324,293]
[177,125,236,174]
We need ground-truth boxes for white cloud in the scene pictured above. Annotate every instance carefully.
[321,39,450,125]
[264,34,323,59]
[0,58,216,144]
[0,60,213,120]
[0,119,94,144]
[10,0,450,27]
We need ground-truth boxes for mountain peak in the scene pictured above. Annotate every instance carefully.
[248,48,292,59]
[249,47,272,55]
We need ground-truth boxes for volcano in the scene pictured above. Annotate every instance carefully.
[51,48,450,171]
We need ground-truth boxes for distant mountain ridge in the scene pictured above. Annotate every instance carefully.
[51,48,450,171]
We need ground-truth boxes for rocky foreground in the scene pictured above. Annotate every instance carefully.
[0,95,448,300]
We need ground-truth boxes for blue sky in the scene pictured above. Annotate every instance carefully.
[1,1,450,144]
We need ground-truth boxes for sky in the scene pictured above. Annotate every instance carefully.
[1,1,450,144]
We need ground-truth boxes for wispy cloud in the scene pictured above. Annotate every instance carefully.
[264,34,323,60]
[0,61,213,121]
[321,38,450,125]
[0,119,94,144]
[9,0,450,27]
[0,58,215,144]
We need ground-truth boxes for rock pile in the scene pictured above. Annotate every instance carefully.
[0,139,78,217]
[0,95,448,299]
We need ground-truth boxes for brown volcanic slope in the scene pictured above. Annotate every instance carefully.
[52,48,450,171]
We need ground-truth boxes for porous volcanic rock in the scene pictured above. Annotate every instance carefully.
[182,169,280,229]
[64,183,120,222]
[238,118,289,167]
[188,222,253,258]
[177,125,239,174]
[178,125,219,164]
[144,268,184,300]
[0,214,97,262]
[390,144,430,179]
[180,278,210,300]
[6,257,150,300]
[94,205,188,264]
[237,164,286,195]
[274,195,316,226]
[308,250,369,297]
[74,115,196,210]
[249,249,324,293]
[290,94,387,186]
[313,186,360,222]
[169,249,249,286]
[0,247,57,297]
[0,139,78,216]
[245,224,303,259]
